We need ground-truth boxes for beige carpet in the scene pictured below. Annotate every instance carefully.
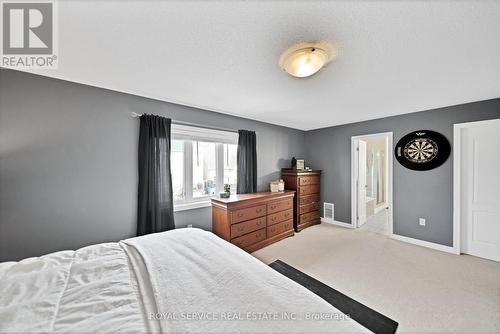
[252,223,500,334]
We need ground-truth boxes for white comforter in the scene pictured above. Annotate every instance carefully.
[0,228,369,333]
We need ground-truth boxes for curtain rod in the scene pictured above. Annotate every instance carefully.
[130,112,240,134]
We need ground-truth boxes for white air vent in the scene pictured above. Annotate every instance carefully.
[324,203,334,222]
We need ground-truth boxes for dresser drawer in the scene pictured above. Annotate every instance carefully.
[267,219,293,238]
[299,193,320,206]
[299,184,320,196]
[300,210,320,223]
[231,228,266,248]
[231,205,267,224]
[267,209,293,226]
[231,216,266,239]
[300,202,320,215]
[267,198,293,214]
[299,176,320,186]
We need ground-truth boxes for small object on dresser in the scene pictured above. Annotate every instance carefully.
[296,159,305,170]
[291,157,305,170]
[219,184,231,198]
[278,179,285,191]
[270,182,278,192]
[270,179,285,192]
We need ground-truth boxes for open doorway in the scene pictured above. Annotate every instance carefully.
[351,132,393,236]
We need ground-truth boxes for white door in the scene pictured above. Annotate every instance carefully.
[357,140,368,227]
[461,119,500,262]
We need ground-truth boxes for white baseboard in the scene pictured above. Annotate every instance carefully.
[321,218,355,229]
[321,218,458,254]
[391,234,458,254]
[374,205,388,214]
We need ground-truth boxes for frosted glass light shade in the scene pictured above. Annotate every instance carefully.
[280,47,329,78]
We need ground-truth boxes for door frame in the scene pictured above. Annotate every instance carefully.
[453,118,500,256]
[357,139,368,226]
[351,132,394,235]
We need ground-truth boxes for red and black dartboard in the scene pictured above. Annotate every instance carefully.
[395,130,450,171]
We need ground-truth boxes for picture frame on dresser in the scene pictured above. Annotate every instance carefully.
[281,169,321,232]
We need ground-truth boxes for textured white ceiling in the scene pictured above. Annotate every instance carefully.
[24,1,500,130]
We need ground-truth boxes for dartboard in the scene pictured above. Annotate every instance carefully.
[395,130,450,171]
[403,138,438,163]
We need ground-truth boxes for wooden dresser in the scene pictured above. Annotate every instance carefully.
[211,191,295,252]
[281,169,321,232]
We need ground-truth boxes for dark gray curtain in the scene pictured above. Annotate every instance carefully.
[137,114,175,236]
[237,130,257,194]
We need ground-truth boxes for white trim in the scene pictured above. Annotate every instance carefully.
[350,132,394,237]
[174,200,212,212]
[321,218,355,229]
[171,123,238,144]
[453,123,463,255]
[351,139,357,229]
[391,234,456,254]
[385,134,391,236]
[452,118,500,256]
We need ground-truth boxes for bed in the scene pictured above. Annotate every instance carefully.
[0,228,369,333]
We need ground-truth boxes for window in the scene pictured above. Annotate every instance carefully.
[192,141,216,198]
[170,124,238,211]
[223,144,237,193]
[171,140,185,201]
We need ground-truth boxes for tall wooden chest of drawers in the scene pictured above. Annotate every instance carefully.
[211,191,295,252]
[281,169,321,232]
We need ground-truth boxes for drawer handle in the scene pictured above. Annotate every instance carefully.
[271,217,276,222]
[285,212,290,217]
[270,205,276,210]
[271,228,276,233]
[238,226,244,232]
[237,213,244,218]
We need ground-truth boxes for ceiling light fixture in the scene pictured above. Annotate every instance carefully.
[279,42,334,78]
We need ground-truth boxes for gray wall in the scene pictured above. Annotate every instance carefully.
[2,67,499,260]
[0,69,305,261]
[305,99,500,246]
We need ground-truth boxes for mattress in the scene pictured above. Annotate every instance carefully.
[0,228,368,333]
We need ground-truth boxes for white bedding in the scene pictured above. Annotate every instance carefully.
[0,228,369,333]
